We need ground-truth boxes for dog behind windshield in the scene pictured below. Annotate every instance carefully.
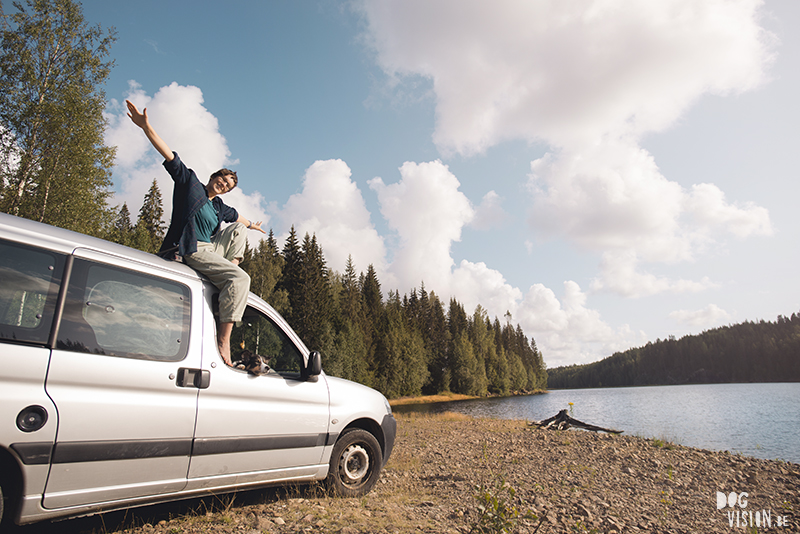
[235,349,270,375]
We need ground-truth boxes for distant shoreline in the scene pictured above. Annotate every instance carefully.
[389,389,548,407]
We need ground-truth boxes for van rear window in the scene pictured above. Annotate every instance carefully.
[57,259,191,361]
[0,240,65,344]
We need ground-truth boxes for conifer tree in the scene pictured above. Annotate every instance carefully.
[359,264,383,372]
[424,291,451,393]
[374,292,428,398]
[361,264,383,324]
[340,255,364,325]
[278,226,301,322]
[111,202,133,246]
[136,178,165,251]
[447,299,469,351]
[328,318,372,386]
[472,307,509,395]
[295,233,333,352]
[325,255,372,385]
[451,330,486,396]
[240,230,288,314]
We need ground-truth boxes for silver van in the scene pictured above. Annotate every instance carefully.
[0,213,395,527]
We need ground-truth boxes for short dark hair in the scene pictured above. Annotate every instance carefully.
[210,168,238,190]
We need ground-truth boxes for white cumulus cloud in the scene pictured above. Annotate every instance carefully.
[515,281,645,366]
[685,183,773,239]
[358,0,774,154]
[470,190,509,230]
[528,138,688,262]
[669,304,732,329]
[591,250,717,299]
[370,160,474,292]
[277,159,388,276]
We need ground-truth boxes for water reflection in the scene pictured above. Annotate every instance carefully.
[394,383,800,463]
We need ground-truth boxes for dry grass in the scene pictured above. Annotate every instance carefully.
[389,392,477,406]
[394,410,473,422]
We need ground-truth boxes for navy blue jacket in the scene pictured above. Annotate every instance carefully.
[159,152,238,258]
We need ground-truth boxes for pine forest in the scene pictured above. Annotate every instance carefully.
[548,314,800,389]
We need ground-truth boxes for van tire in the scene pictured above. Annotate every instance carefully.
[326,429,382,497]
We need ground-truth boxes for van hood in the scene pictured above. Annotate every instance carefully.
[324,374,392,418]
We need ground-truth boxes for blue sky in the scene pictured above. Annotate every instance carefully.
[81,0,799,367]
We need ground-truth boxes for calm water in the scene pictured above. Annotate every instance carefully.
[394,383,800,464]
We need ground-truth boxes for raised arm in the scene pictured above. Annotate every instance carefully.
[126,100,174,162]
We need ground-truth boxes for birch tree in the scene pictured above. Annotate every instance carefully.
[0,0,116,235]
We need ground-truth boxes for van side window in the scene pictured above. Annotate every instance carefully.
[57,259,191,361]
[0,239,65,344]
[231,306,303,374]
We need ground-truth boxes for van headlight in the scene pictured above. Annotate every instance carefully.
[383,396,392,414]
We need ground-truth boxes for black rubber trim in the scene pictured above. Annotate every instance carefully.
[192,433,328,456]
[13,433,329,465]
[11,442,54,465]
[51,439,192,463]
[48,254,73,347]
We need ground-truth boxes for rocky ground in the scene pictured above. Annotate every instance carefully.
[11,412,799,534]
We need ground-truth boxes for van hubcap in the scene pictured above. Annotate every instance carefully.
[340,444,369,482]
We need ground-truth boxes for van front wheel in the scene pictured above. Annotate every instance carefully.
[326,429,382,497]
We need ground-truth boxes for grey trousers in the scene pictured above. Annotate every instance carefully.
[184,222,251,323]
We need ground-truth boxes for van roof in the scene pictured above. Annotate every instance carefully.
[0,212,201,281]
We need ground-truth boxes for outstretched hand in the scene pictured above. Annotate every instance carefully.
[126,100,148,129]
[124,99,174,162]
[249,221,267,234]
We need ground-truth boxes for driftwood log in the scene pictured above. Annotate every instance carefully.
[529,409,622,434]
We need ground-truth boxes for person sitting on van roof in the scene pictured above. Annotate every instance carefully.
[126,99,266,366]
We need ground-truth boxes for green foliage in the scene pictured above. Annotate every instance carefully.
[240,230,288,314]
[472,474,539,534]
[374,294,429,398]
[473,306,509,395]
[452,330,488,396]
[105,179,166,253]
[258,237,547,398]
[0,0,117,236]
[651,438,675,450]
[278,226,301,320]
[326,317,372,386]
[294,233,333,351]
[110,202,133,246]
[548,314,800,389]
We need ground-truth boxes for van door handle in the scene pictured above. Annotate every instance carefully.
[176,368,211,389]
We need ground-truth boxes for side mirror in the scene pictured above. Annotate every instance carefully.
[305,350,322,378]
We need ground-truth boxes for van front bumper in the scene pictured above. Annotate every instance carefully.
[381,413,397,467]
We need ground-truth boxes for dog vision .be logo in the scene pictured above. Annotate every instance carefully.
[716,491,790,529]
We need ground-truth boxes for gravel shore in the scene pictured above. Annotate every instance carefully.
[12,412,799,534]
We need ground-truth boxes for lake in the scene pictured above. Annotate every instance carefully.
[393,382,800,464]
